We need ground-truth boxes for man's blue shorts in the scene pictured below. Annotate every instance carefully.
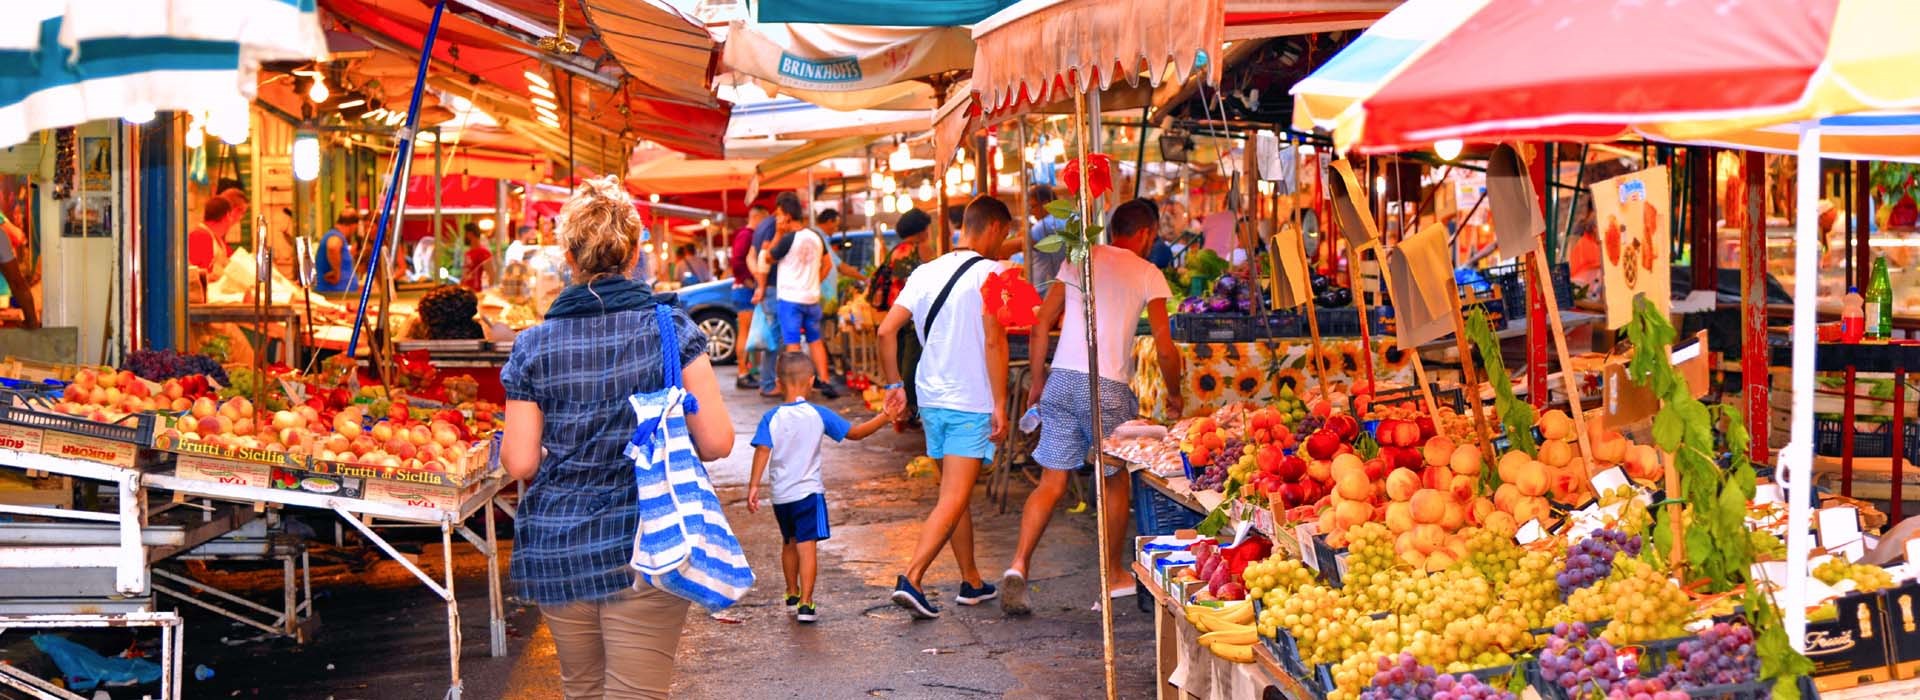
[776,300,823,345]
[730,285,755,312]
[920,407,995,463]
[773,492,830,543]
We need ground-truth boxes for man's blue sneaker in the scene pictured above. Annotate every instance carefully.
[890,575,940,619]
[955,580,998,606]
[796,603,818,623]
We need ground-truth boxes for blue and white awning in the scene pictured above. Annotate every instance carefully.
[0,0,326,63]
[0,0,325,147]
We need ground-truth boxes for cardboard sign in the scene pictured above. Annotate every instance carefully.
[1487,144,1545,259]
[1594,166,1673,329]
[1326,159,1381,251]
[1600,330,1710,428]
[1384,222,1458,349]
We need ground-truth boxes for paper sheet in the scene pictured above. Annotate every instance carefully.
[1487,144,1546,259]
[1594,166,1673,329]
[1384,223,1457,349]
[1327,159,1380,251]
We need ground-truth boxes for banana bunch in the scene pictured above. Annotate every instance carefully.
[1186,600,1257,664]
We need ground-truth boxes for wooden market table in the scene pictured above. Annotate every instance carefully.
[1133,558,1314,699]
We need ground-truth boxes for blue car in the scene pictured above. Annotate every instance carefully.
[673,229,897,366]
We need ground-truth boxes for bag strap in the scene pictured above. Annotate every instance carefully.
[922,254,987,340]
[653,305,699,414]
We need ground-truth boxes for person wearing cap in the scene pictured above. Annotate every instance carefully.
[871,208,936,427]
[315,209,363,293]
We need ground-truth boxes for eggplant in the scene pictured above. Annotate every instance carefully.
[1179,297,1206,314]
[1311,274,1331,294]
[1205,296,1236,313]
[1330,288,1353,308]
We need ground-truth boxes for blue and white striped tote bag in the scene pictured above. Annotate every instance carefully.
[624,306,754,611]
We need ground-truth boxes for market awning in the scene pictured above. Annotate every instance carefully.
[756,0,1018,26]
[625,151,819,195]
[0,19,248,148]
[755,135,877,183]
[728,96,932,142]
[970,0,1223,117]
[577,0,720,108]
[1290,0,1920,154]
[1,0,328,63]
[324,0,729,159]
[723,21,972,104]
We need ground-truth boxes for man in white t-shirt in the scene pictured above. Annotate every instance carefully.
[877,195,1015,619]
[772,195,834,387]
[1000,198,1185,616]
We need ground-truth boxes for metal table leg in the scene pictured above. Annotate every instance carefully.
[442,520,463,700]
[1842,365,1856,496]
[485,499,506,657]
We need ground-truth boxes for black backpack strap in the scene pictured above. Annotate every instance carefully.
[921,255,988,340]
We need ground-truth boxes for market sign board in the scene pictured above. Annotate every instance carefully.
[1592,166,1673,329]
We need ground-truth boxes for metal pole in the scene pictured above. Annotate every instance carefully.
[1018,121,1031,276]
[1783,125,1822,651]
[1133,102,1150,199]
[434,132,444,282]
[347,0,447,356]
[1074,88,1118,700]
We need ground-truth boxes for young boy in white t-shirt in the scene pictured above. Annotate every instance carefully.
[747,352,897,623]
[1000,198,1185,616]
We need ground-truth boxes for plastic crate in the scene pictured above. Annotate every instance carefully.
[1131,472,1204,536]
[1172,314,1256,342]
[1487,261,1575,320]
[1814,417,1894,458]
[1258,312,1308,339]
[0,390,158,446]
[1265,625,1315,683]
[1008,332,1030,362]
[1316,307,1387,337]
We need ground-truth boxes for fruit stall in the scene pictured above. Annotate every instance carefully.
[0,355,512,700]
[1108,308,1863,699]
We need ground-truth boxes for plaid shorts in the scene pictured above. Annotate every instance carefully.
[1033,368,1138,474]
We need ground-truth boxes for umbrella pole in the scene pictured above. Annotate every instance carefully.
[346,0,446,357]
[1074,89,1118,700]
[1783,125,1821,651]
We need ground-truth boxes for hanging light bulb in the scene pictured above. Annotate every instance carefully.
[309,76,330,103]
[962,162,976,182]
[997,173,1016,190]
[889,143,912,171]
[184,116,205,149]
[293,134,320,181]
[1023,142,1039,165]
[1374,175,1387,196]
[955,148,965,164]
[993,147,1004,171]
[881,173,897,194]
[649,193,660,203]
[917,180,934,201]
[1434,139,1463,162]
[212,105,249,145]
[946,164,961,184]
[869,170,884,189]
[894,192,912,212]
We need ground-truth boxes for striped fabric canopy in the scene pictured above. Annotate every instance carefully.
[1291,0,1920,157]
[0,0,325,147]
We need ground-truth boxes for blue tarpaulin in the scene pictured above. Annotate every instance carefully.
[756,0,1018,26]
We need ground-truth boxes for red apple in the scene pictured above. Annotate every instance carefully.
[1275,454,1307,482]
[1303,429,1343,461]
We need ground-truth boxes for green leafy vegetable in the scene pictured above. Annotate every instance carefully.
[1464,307,1536,493]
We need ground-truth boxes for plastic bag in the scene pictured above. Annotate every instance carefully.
[32,634,161,691]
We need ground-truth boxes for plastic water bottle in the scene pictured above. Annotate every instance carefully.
[1019,406,1041,434]
[1843,287,1866,342]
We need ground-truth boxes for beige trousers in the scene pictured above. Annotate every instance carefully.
[543,584,691,700]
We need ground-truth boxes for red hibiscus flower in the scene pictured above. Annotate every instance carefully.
[981,267,1042,330]
[1062,152,1114,201]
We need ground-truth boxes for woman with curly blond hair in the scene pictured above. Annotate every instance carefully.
[500,176,736,699]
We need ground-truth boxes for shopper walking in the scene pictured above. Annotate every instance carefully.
[869,208,934,428]
[730,205,769,388]
[1001,199,1185,615]
[500,176,735,700]
[769,194,837,395]
[877,195,1015,619]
